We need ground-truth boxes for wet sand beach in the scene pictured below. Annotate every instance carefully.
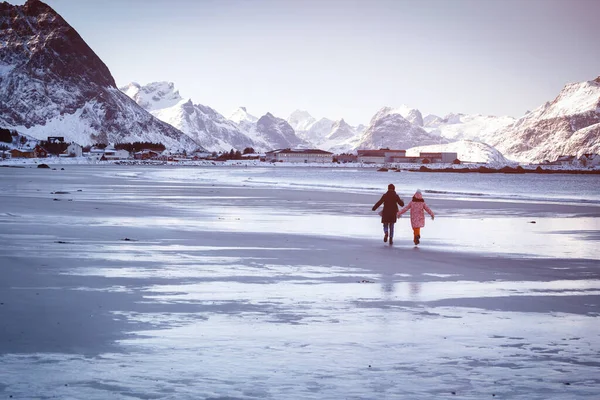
[0,165,599,399]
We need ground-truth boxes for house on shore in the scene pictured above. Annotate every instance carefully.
[357,149,458,164]
[545,155,578,166]
[59,143,83,158]
[357,149,406,164]
[265,148,333,163]
[87,146,106,160]
[416,152,458,163]
[103,146,130,160]
[10,145,47,158]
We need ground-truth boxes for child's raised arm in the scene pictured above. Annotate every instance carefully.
[397,202,411,217]
[424,203,435,220]
[372,195,385,211]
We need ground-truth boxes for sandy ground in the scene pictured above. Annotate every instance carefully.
[0,165,599,399]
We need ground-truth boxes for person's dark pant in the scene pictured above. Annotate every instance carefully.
[383,222,395,239]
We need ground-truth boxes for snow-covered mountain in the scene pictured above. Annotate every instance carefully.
[0,0,199,151]
[407,140,510,166]
[287,110,316,132]
[286,110,366,151]
[395,105,424,127]
[492,76,600,162]
[423,114,443,127]
[229,107,258,125]
[120,82,183,112]
[423,113,516,144]
[316,119,362,153]
[253,113,305,150]
[298,118,335,145]
[122,82,254,152]
[357,107,447,150]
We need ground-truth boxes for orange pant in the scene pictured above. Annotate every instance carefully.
[413,228,421,238]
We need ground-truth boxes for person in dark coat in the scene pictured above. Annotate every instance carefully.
[372,183,404,245]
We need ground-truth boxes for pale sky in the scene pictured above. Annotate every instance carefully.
[10,0,600,125]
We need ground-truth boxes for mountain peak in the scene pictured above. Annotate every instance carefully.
[0,0,116,89]
[229,107,258,124]
[23,0,54,14]
[287,109,316,132]
[120,81,183,111]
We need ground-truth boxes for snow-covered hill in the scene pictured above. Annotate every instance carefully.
[357,107,447,150]
[287,110,316,132]
[122,82,254,152]
[254,113,306,150]
[299,118,335,145]
[229,107,258,125]
[424,113,515,143]
[0,0,199,151]
[395,105,424,127]
[492,76,600,163]
[120,82,183,112]
[286,110,365,151]
[406,140,510,166]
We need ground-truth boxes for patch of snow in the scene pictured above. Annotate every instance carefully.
[287,110,316,132]
[228,107,258,124]
[119,81,183,112]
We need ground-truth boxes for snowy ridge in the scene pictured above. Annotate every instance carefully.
[297,117,335,145]
[316,119,362,153]
[122,82,255,152]
[286,110,365,151]
[150,99,255,152]
[393,105,424,126]
[229,107,258,124]
[493,76,600,162]
[119,82,183,112]
[357,107,447,150]
[287,110,316,132]
[254,113,305,150]
[424,113,515,143]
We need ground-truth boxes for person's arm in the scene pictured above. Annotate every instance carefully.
[424,203,434,219]
[372,195,384,211]
[396,195,404,207]
[397,201,411,216]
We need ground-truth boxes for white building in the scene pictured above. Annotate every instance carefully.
[553,155,577,166]
[357,149,406,164]
[265,148,333,163]
[103,147,130,160]
[60,143,83,157]
[87,147,105,161]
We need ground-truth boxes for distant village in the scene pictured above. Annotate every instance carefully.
[1,132,599,169]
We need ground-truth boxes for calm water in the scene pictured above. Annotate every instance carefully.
[137,166,600,205]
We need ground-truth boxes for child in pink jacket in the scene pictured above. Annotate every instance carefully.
[397,189,435,245]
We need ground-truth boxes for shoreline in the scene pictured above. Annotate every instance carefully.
[2,158,600,175]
